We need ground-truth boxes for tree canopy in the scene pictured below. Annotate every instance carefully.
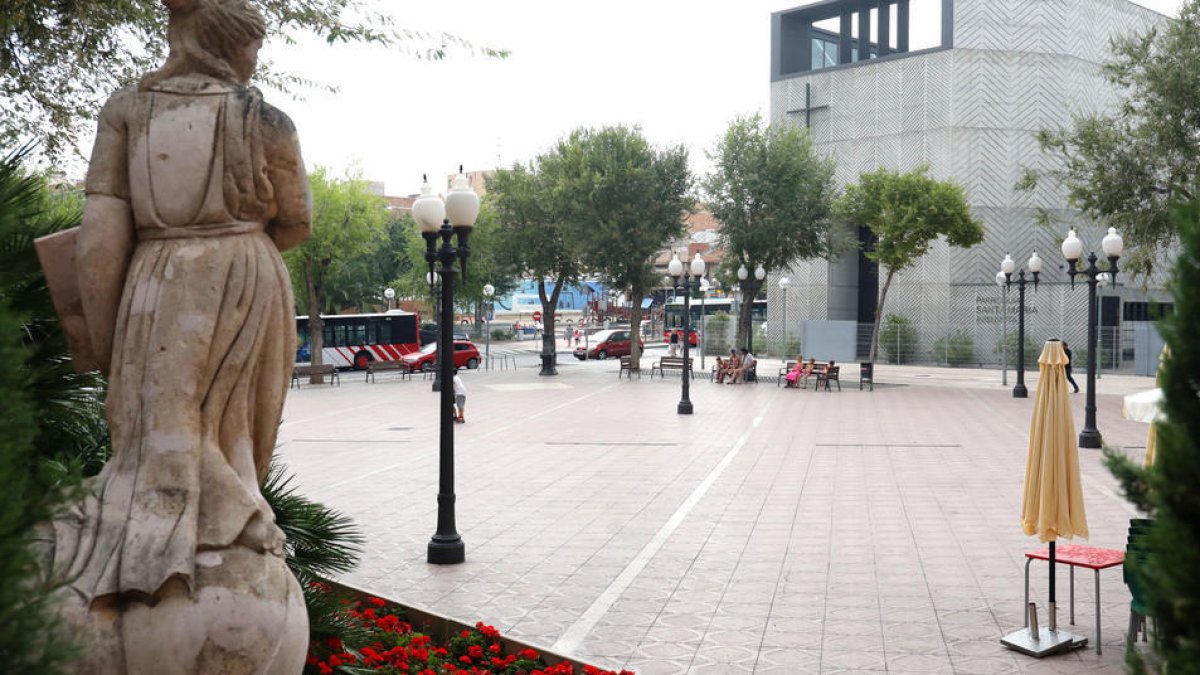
[283,167,390,369]
[1022,2,1200,278]
[835,164,982,362]
[703,114,845,349]
[1,0,507,161]
[565,126,692,366]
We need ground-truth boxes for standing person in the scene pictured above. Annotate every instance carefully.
[453,368,468,422]
[564,325,572,348]
[1063,340,1080,393]
[669,329,680,357]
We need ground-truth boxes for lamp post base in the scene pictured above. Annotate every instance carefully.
[427,536,465,565]
[677,400,693,415]
[1078,428,1102,449]
[539,354,558,376]
[1012,383,1028,398]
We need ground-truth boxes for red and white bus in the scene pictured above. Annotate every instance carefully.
[296,311,422,370]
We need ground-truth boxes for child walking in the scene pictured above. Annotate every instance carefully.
[453,368,467,423]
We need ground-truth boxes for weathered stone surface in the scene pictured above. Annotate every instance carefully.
[43,0,313,671]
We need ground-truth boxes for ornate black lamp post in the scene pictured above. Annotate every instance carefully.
[736,262,765,352]
[413,171,480,564]
[1000,251,1042,398]
[669,252,706,414]
[482,283,494,370]
[1062,227,1123,449]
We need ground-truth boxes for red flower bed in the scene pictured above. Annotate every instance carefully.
[306,595,635,675]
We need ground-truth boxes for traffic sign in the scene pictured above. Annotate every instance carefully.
[532,310,542,322]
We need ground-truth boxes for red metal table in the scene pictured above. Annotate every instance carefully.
[1024,544,1125,655]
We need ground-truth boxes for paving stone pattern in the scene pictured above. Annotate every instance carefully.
[278,356,1155,674]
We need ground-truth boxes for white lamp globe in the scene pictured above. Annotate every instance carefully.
[445,169,480,228]
[779,276,790,289]
[1028,252,1043,274]
[700,278,710,292]
[1097,272,1112,287]
[995,271,1006,286]
[668,253,683,277]
[483,283,495,297]
[1062,229,1083,262]
[1102,227,1124,258]
[690,253,706,278]
[737,265,748,281]
[1000,254,1015,276]
[411,176,446,234]
[384,287,395,300]
[754,264,766,281]
[426,272,438,285]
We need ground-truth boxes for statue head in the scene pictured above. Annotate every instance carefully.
[142,0,267,89]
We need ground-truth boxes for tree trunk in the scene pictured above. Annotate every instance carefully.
[304,258,325,384]
[539,279,564,372]
[629,283,643,370]
[869,269,895,364]
[737,278,762,353]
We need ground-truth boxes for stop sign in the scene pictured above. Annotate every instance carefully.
[532,311,542,322]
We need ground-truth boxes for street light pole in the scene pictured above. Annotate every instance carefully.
[1001,252,1042,398]
[669,253,706,415]
[483,283,494,371]
[699,277,709,370]
[385,286,395,311]
[779,276,790,358]
[995,271,1008,386]
[413,171,480,565]
[1062,227,1124,449]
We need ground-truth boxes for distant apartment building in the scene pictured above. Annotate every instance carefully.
[769,0,1169,367]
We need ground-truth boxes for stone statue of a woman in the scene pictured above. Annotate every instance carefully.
[48,0,312,671]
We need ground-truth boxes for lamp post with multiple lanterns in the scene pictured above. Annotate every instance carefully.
[1000,251,1042,398]
[737,263,766,352]
[411,170,480,565]
[1062,227,1123,449]
[483,283,494,370]
[668,252,706,415]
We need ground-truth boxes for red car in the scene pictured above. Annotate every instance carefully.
[663,328,699,347]
[401,340,481,372]
[573,329,644,360]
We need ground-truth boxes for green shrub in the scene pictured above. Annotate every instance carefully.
[995,332,1041,368]
[879,314,918,364]
[933,329,974,366]
[491,328,515,341]
[704,312,731,356]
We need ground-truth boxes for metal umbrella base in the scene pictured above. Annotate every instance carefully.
[1001,627,1087,657]
[1002,602,1087,657]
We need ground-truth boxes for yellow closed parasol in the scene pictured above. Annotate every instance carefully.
[1003,339,1089,657]
[1021,340,1089,542]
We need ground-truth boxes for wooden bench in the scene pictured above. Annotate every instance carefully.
[781,361,829,389]
[618,355,640,379]
[651,356,693,379]
[814,365,841,391]
[365,359,412,383]
[292,363,339,388]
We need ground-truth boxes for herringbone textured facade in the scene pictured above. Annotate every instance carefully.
[768,0,1164,361]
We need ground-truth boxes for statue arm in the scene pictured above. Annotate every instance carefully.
[261,106,311,252]
[78,95,135,376]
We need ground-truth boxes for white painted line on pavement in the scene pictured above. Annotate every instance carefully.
[551,402,771,655]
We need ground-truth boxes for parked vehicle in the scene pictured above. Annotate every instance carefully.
[419,322,469,345]
[573,329,643,360]
[296,311,419,370]
[401,340,482,372]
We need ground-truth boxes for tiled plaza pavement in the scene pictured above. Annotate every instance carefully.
[277,354,1157,674]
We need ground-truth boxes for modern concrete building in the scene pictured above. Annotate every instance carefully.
[768,0,1170,368]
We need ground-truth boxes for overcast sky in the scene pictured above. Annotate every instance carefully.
[258,0,1183,197]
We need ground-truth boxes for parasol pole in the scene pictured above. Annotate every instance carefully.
[1048,540,1057,631]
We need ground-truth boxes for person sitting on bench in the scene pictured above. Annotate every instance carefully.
[729,348,755,384]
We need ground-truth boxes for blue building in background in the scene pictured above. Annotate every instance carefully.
[492,280,607,316]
